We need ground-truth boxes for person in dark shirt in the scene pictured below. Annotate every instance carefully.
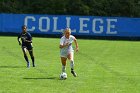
[17,25,35,68]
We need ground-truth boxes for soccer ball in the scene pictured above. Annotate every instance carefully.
[60,72,67,80]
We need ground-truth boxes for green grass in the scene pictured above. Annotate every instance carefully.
[0,36,140,93]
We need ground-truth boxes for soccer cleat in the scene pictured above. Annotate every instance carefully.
[33,64,35,67]
[27,62,30,68]
[71,70,77,77]
[32,61,35,67]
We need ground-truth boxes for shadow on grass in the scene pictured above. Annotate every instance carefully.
[0,65,25,68]
[23,77,58,80]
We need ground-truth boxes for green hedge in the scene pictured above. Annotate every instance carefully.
[0,0,139,17]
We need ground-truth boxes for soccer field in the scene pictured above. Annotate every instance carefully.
[0,36,140,93]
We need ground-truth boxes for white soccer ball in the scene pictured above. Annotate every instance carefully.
[60,72,67,80]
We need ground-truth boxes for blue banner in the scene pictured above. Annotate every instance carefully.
[0,14,140,37]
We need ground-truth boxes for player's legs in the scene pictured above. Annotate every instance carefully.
[67,52,77,77]
[29,49,35,67]
[60,49,67,73]
[67,52,74,69]
[27,44,35,67]
[61,57,67,73]
[22,47,30,68]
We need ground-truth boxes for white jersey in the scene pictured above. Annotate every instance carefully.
[60,35,75,57]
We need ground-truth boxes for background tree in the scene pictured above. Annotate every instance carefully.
[0,0,139,17]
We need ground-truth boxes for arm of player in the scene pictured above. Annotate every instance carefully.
[17,35,21,45]
[59,37,71,48]
[74,38,79,52]
[59,43,70,48]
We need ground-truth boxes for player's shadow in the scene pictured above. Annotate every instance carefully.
[0,66,25,68]
[23,77,58,80]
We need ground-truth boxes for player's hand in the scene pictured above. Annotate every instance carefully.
[65,43,70,47]
[19,42,21,46]
[75,47,79,52]
[24,40,28,42]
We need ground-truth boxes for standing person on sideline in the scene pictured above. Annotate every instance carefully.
[59,27,79,77]
[17,25,35,68]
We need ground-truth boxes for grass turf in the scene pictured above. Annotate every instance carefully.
[0,36,140,93]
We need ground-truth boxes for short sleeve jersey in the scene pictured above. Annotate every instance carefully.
[60,35,75,52]
[18,32,32,46]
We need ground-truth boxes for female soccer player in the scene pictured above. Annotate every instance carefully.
[59,28,79,77]
[17,25,35,68]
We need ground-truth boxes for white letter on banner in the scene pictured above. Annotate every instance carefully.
[92,18,104,33]
[53,17,62,32]
[66,17,76,32]
[79,18,90,33]
[106,19,117,34]
[24,16,35,31]
[39,17,50,32]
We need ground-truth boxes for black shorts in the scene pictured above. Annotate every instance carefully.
[22,44,33,51]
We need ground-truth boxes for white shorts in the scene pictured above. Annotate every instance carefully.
[60,50,74,59]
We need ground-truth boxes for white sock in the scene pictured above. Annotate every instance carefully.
[70,60,74,70]
[62,65,66,72]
